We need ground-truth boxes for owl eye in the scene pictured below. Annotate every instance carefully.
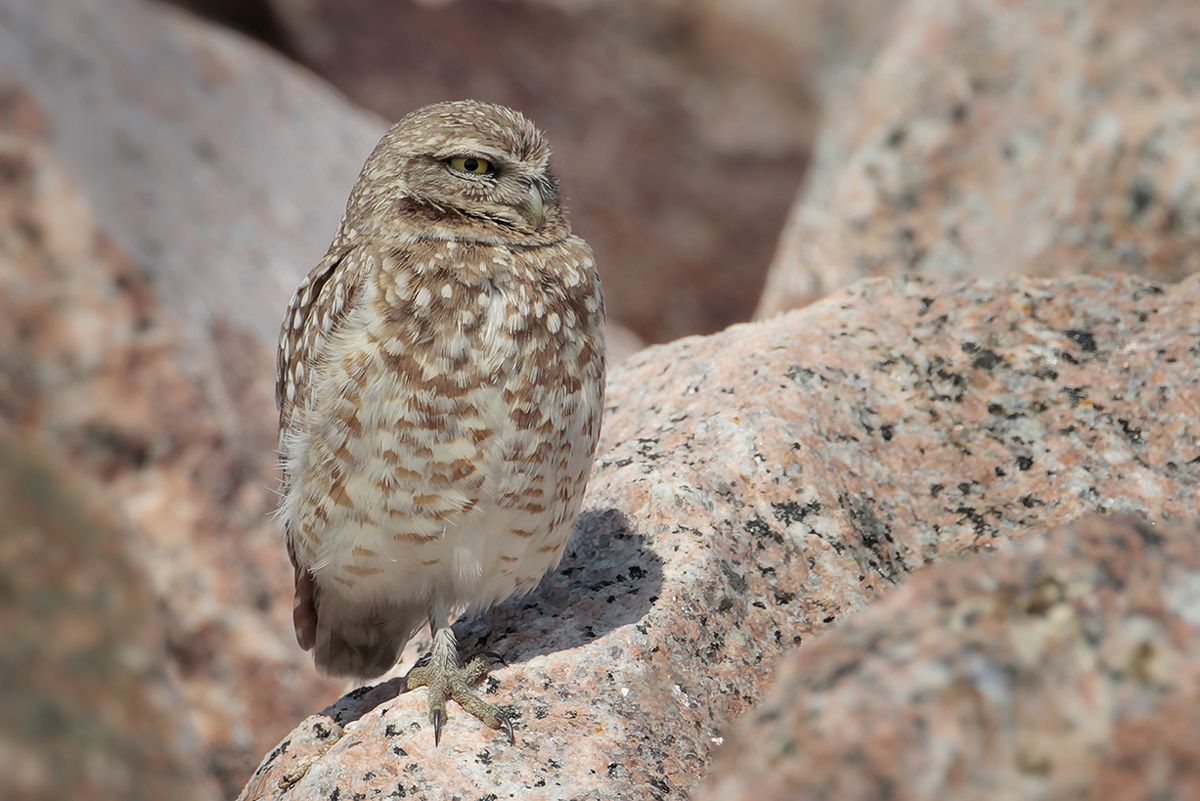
[447,157,493,175]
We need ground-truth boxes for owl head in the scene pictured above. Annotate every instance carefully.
[346,100,568,243]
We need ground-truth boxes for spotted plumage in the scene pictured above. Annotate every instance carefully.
[276,100,605,740]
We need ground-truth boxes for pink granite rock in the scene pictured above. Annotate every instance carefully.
[0,0,385,347]
[0,438,223,801]
[238,273,1200,799]
[759,0,1200,316]
[696,515,1200,801]
[0,71,346,795]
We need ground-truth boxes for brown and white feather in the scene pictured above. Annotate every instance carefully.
[275,100,605,679]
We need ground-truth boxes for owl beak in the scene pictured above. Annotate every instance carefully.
[519,181,546,229]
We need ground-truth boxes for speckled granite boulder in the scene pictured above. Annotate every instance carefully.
[0,0,385,346]
[696,515,1200,801]
[238,273,1200,800]
[759,0,1200,316]
[0,67,347,795]
[0,438,221,801]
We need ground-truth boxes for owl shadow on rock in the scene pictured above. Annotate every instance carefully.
[320,507,661,725]
[454,506,661,661]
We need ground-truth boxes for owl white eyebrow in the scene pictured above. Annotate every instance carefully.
[434,144,508,161]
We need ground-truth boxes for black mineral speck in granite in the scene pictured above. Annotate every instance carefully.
[1065,329,1098,352]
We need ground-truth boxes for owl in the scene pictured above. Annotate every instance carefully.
[275,100,605,743]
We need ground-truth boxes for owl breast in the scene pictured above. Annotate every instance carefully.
[281,235,605,616]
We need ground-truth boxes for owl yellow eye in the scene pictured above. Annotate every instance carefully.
[447,157,493,174]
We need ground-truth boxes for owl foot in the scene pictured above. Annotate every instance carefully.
[405,631,514,746]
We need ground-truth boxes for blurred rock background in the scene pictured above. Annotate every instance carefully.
[759,0,1200,315]
[1,0,1198,799]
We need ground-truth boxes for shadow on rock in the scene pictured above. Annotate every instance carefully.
[455,507,662,661]
[316,506,660,725]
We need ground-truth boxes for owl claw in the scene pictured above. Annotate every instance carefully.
[407,646,514,746]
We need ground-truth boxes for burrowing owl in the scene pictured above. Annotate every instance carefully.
[276,100,605,742]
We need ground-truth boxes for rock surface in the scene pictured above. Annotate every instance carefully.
[759,0,1200,316]
[0,438,222,801]
[0,58,346,797]
[0,0,385,347]
[238,273,1200,799]
[696,515,1200,801]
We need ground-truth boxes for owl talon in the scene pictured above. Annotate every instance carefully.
[462,655,492,682]
[406,630,514,745]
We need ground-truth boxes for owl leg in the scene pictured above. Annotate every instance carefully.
[404,604,514,746]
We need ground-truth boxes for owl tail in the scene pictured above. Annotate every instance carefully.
[293,567,424,680]
[313,615,414,679]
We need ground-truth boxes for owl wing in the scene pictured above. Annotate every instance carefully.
[277,244,374,431]
[276,242,374,650]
